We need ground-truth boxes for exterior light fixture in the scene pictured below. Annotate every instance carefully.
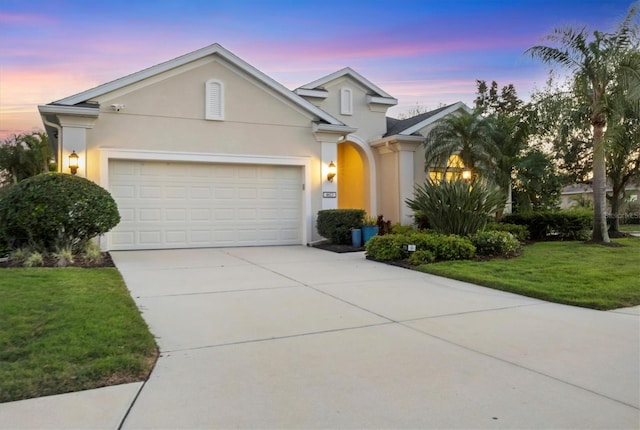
[327,161,337,182]
[462,169,472,181]
[68,151,79,175]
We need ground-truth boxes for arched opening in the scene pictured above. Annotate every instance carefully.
[338,141,370,213]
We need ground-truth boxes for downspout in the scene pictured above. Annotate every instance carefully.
[41,117,62,173]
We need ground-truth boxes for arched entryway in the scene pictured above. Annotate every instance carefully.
[337,140,371,213]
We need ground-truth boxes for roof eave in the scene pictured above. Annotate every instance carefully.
[398,102,472,136]
[51,43,343,126]
[299,67,395,99]
[38,104,100,117]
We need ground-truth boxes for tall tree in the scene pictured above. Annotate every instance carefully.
[529,77,593,184]
[0,132,53,187]
[475,80,523,115]
[474,80,531,215]
[606,77,640,235]
[526,5,640,243]
[423,109,499,181]
[513,149,563,211]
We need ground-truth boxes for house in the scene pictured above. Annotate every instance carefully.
[38,43,469,251]
[560,183,640,210]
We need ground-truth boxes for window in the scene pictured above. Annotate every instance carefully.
[205,79,224,120]
[428,154,466,182]
[340,87,353,115]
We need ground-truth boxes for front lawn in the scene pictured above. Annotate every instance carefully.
[0,268,158,403]
[619,224,640,233]
[416,238,640,310]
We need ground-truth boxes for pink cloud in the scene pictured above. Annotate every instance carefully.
[0,11,54,24]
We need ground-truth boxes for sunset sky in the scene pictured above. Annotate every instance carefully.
[0,0,635,139]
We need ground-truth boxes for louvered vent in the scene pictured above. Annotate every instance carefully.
[340,87,353,115]
[205,79,224,120]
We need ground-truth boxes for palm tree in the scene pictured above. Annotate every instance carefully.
[0,132,52,187]
[423,109,499,182]
[526,5,640,243]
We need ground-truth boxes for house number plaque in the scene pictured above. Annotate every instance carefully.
[323,192,337,198]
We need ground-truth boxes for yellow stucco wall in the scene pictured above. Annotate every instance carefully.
[337,142,365,210]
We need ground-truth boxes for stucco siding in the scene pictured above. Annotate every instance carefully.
[314,77,387,141]
[377,151,400,222]
[83,54,323,183]
[71,53,334,247]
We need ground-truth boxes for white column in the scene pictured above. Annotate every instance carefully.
[397,149,416,224]
[321,141,338,210]
[390,141,422,225]
[60,127,87,177]
[57,114,97,178]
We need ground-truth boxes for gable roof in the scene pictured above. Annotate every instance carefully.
[297,67,397,101]
[384,101,471,137]
[49,43,344,126]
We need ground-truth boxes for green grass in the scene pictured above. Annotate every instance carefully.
[416,237,640,310]
[0,268,158,403]
[618,224,640,233]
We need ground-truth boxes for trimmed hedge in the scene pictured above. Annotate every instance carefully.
[0,173,120,252]
[365,231,475,263]
[472,231,520,257]
[485,222,530,241]
[502,209,593,241]
[316,209,365,244]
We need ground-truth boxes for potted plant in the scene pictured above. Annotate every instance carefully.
[361,215,379,244]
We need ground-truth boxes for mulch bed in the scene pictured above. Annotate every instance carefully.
[0,253,115,268]
[310,242,365,253]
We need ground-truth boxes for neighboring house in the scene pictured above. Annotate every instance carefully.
[38,43,470,251]
[560,183,640,210]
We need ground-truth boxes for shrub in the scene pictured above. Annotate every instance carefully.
[0,173,120,252]
[472,231,520,257]
[23,251,44,268]
[430,234,476,261]
[486,222,530,241]
[408,249,435,265]
[364,235,405,260]
[406,179,505,236]
[82,240,103,264]
[503,209,593,241]
[412,211,431,230]
[390,224,415,235]
[365,231,475,262]
[625,201,640,224]
[53,246,74,267]
[316,209,365,244]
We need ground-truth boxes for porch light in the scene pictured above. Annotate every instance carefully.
[68,151,79,175]
[327,161,337,182]
[462,169,472,181]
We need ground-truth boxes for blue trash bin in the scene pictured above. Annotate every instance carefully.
[351,228,362,247]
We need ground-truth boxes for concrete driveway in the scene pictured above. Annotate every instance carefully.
[4,246,636,429]
[104,246,639,429]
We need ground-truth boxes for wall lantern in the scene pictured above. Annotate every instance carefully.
[327,161,337,182]
[68,151,79,175]
[461,169,472,181]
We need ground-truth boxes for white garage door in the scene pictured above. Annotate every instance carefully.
[108,160,302,250]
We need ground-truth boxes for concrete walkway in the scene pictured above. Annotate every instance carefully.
[1,246,638,429]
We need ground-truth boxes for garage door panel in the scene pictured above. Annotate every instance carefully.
[109,160,302,250]
[166,231,187,244]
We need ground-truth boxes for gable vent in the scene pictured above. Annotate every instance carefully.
[340,87,353,116]
[205,79,224,120]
